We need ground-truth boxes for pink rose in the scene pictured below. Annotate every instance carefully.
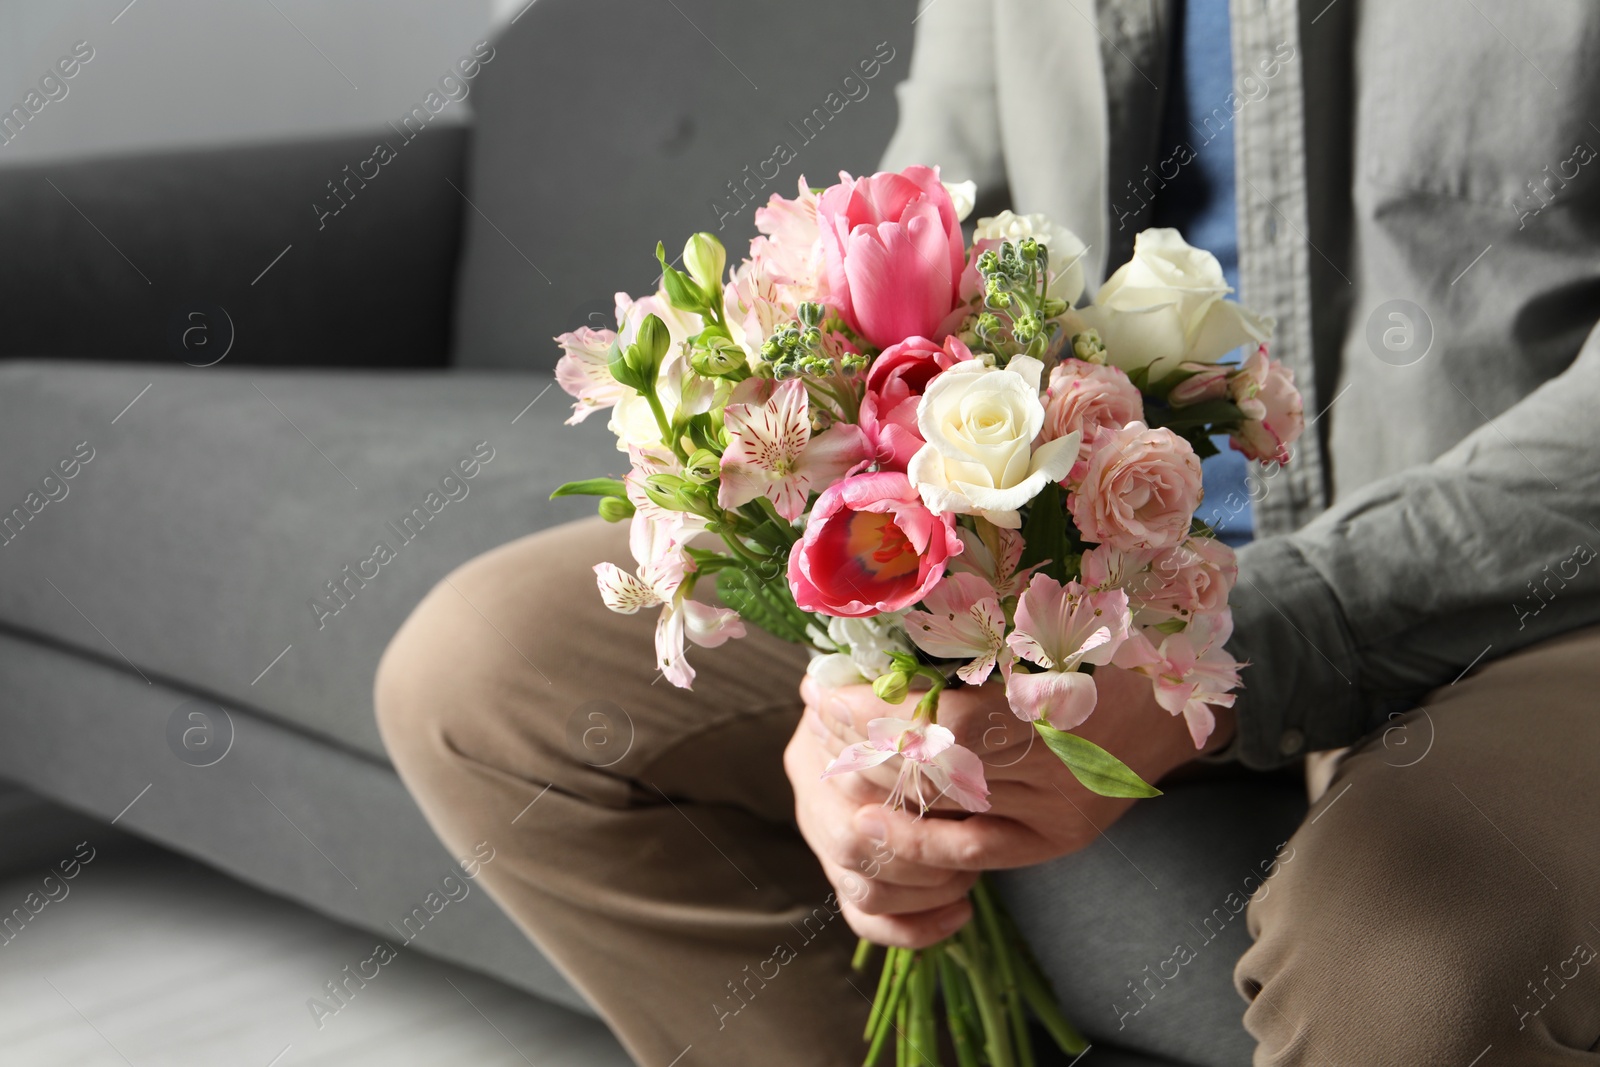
[860,335,974,471]
[1228,346,1305,465]
[1041,359,1145,477]
[788,471,962,618]
[1068,422,1202,551]
[818,166,966,350]
[1083,538,1237,625]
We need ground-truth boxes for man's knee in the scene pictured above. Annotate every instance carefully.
[374,542,564,790]
[1235,730,1569,1064]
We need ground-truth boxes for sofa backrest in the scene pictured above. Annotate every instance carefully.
[450,0,917,371]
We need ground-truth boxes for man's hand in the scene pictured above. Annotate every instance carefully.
[783,667,1234,948]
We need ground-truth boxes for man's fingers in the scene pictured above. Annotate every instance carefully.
[788,730,965,886]
[838,896,973,951]
[859,805,1047,871]
[827,860,977,917]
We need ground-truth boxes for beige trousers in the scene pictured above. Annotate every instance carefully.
[375,517,1600,1066]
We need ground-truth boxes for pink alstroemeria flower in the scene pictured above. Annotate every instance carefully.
[948,525,1039,599]
[553,325,623,425]
[1004,574,1131,730]
[904,572,1009,685]
[822,717,990,813]
[719,379,869,521]
[1141,612,1242,749]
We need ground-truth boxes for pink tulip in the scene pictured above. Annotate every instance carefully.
[788,471,962,618]
[818,167,966,350]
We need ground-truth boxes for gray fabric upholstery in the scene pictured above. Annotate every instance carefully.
[0,128,467,368]
[1001,774,1307,1067]
[0,631,588,1015]
[0,361,613,760]
[451,0,918,370]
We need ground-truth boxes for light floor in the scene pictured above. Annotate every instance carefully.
[0,841,633,1067]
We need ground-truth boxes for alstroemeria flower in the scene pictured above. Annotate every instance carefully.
[1004,574,1131,730]
[948,525,1039,599]
[1137,612,1241,749]
[553,325,623,425]
[823,717,990,813]
[594,524,745,689]
[903,572,1008,685]
[719,379,870,521]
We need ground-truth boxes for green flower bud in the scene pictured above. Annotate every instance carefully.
[690,339,747,378]
[597,496,635,523]
[656,241,706,311]
[635,312,671,366]
[683,448,721,483]
[642,473,691,511]
[873,672,911,704]
[683,233,727,293]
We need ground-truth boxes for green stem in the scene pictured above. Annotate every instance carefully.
[1004,913,1088,1055]
[863,947,912,1067]
[642,390,684,462]
[947,934,1014,1067]
[853,937,877,973]
[973,879,1032,1067]
[896,993,910,1066]
[865,946,897,1040]
[937,950,982,1067]
[754,494,798,543]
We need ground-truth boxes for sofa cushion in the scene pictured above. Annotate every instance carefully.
[0,129,467,368]
[452,0,917,370]
[0,360,614,761]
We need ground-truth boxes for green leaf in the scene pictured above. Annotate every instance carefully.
[1146,398,1246,432]
[1018,482,1070,584]
[550,477,627,500]
[716,566,811,645]
[1034,721,1162,798]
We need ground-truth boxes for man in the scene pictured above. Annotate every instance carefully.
[376,1,1600,1064]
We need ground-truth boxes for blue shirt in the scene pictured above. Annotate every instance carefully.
[1148,0,1254,545]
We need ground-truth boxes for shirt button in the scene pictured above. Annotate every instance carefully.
[1279,729,1306,756]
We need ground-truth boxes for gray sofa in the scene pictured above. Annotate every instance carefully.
[0,4,1305,1064]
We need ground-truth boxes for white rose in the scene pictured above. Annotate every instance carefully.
[974,210,1089,306]
[908,356,1081,529]
[943,179,978,223]
[1074,228,1273,381]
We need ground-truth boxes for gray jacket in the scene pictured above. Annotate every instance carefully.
[881,0,1600,768]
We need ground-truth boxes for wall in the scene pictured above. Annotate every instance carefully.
[0,0,505,164]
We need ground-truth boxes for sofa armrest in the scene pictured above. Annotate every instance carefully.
[0,125,469,368]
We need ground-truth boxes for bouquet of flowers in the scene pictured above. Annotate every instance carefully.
[553,165,1304,1066]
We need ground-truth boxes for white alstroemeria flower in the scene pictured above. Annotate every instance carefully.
[1073,228,1273,380]
[907,356,1080,529]
[973,210,1089,306]
[594,521,745,689]
[606,291,709,451]
[718,379,869,521]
